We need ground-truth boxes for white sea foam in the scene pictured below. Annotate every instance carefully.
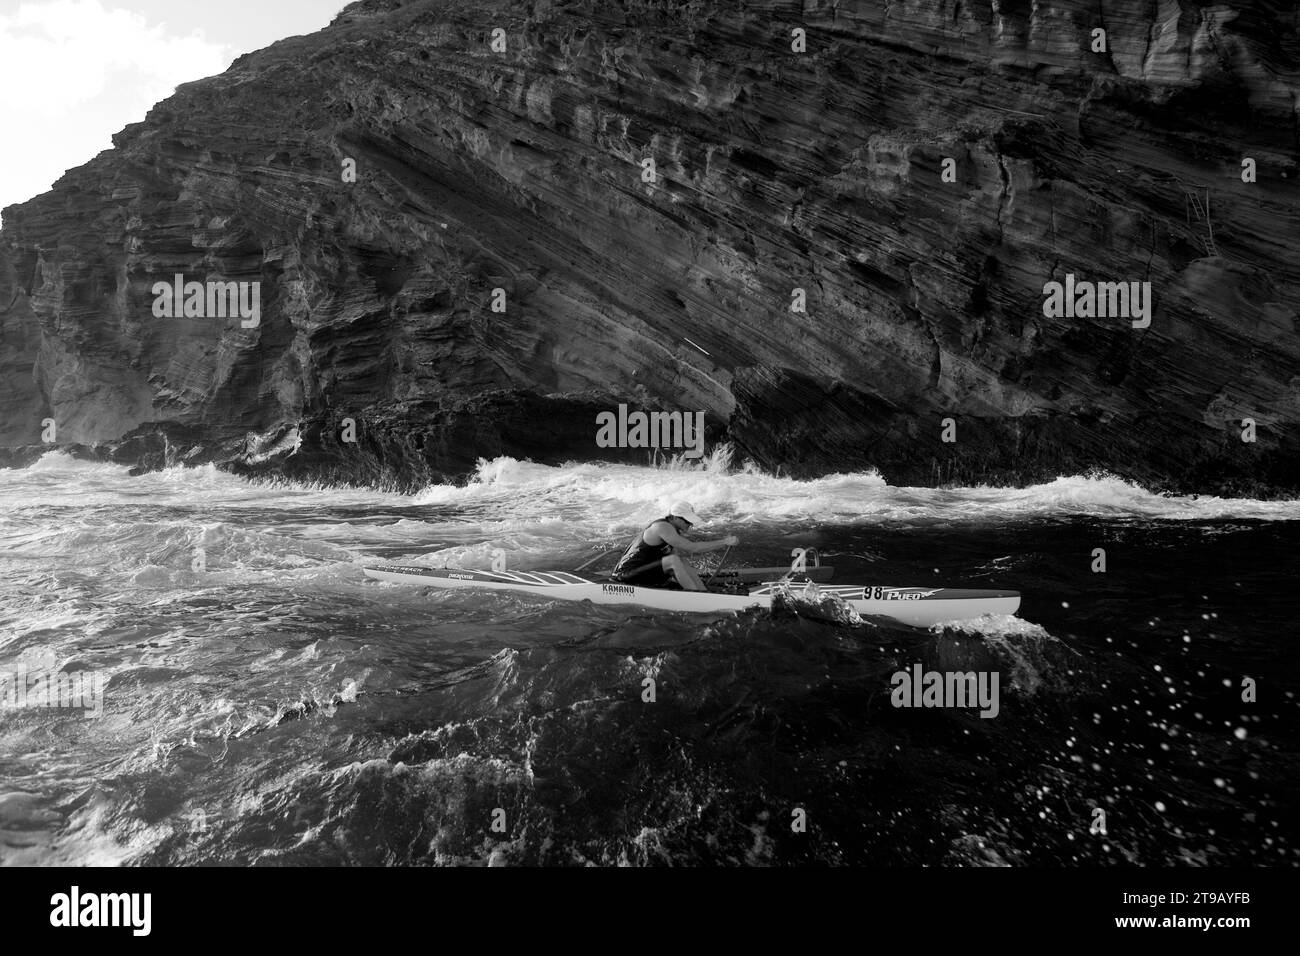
[3,448,1297,577]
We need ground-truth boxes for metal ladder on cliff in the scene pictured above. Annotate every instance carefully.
[1184,186,1219,258]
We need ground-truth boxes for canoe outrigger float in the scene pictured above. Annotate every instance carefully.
[362,553,1019,628]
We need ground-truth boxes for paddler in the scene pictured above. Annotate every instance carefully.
[610,501,738,591]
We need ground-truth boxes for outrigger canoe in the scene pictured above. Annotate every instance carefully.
[362,565,1020,628]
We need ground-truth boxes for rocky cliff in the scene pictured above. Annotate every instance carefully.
[2,0,1298,493]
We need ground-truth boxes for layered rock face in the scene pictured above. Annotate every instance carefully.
[1,0,1298,492]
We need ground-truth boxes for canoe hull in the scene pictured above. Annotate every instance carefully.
[362,565,1020,628]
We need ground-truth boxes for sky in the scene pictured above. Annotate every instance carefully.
[0,0,345,220]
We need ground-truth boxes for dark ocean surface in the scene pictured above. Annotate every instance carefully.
[1,450,1296,865]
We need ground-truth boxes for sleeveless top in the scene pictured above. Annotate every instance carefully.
[611,519,674,579]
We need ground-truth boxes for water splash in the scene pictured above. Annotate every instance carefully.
[768,580,866,626]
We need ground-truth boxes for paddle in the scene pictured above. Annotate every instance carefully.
[704,545,733,586]
[574,548,617,573]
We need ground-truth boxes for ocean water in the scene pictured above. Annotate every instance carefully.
[0,448,1296,866]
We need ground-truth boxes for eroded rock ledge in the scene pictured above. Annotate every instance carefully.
[1,0,1297,495]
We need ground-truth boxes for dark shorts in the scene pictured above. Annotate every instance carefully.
[612,558,674,588]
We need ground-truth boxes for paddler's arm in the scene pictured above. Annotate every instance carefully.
[654,522,739,555]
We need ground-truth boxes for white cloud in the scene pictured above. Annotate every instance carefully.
[0,0,229,112]
[0,0,232,214]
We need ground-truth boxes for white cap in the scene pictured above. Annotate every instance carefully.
[668,501,702,525]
